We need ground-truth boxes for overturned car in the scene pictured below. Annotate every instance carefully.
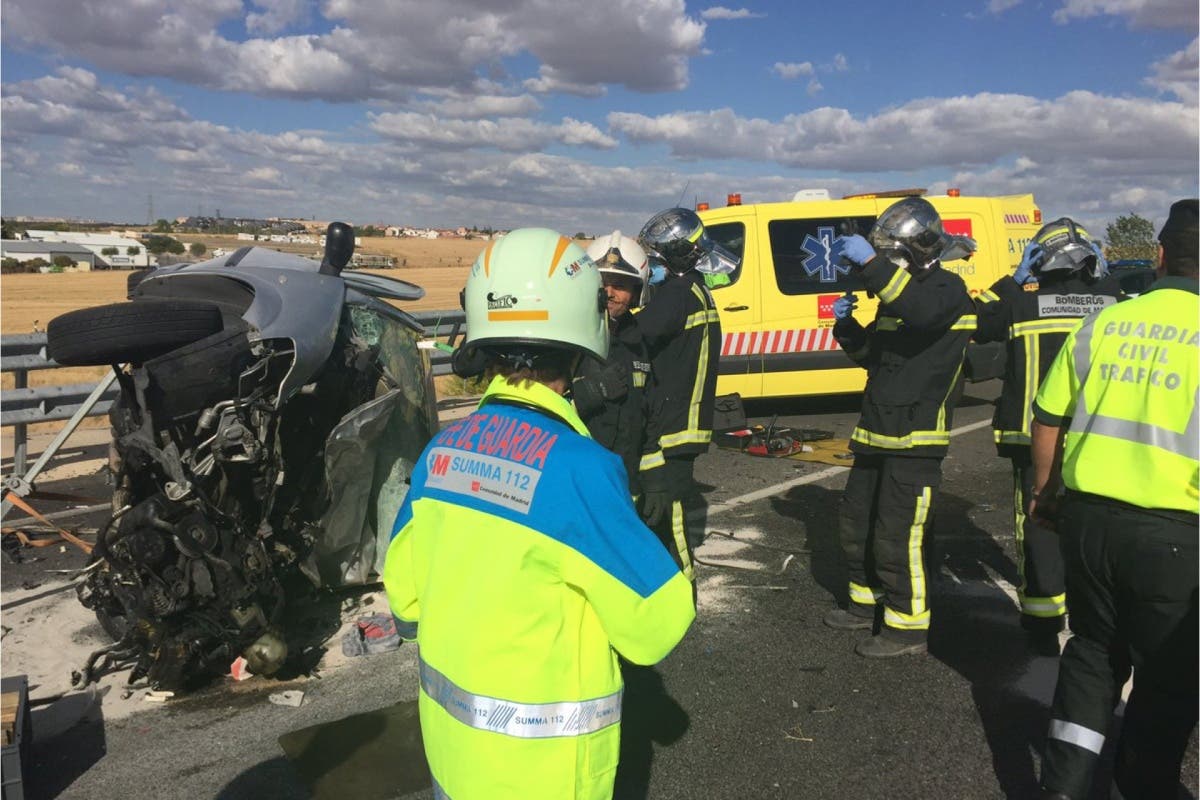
[47,225,437,690]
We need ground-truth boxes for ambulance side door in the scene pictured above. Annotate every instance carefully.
[707,217,763,398]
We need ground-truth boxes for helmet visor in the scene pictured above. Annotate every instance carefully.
[697,235,741,275]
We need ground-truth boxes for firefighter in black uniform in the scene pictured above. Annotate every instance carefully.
[825,196,976,658]
[634,207,730,581]
[974,217,1122,648]
[572,231,653,494]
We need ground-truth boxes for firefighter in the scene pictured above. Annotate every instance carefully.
[383,228,695,800]
[572,231,653,493]
[973,217,1123,648]
[825,196,976,658]
[634,207,730,581]
[1031,199,1198,800]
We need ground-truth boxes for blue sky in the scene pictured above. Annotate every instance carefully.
[2,0,1196,236]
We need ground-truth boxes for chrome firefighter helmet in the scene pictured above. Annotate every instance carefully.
[638,207,740,277]
[1029,217,1107,279]
[460,228,608,365]
[868,196,947,270]
[586,231,650,307]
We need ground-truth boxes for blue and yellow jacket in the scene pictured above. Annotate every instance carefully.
[383,375,695,800]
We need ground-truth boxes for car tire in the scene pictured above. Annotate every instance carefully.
[47,300,225,366]
[144,320,254,420]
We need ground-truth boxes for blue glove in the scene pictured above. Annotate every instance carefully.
[832,295,858,320]
[837,234,876,267]
[1014,241,1042,285]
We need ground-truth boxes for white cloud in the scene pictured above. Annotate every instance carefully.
[1,64,1194,240]
[421,93,542,119]
[1,0,707,101]
[523,67,608,98]
[832,53,849,71]
[608,91,1197,171]
[806,79,824,96]
[246,0,312,34]
[368,112,617,152]
[1052,0,1198,28]
[245,166,285,184]
[772,62,814,80]
[701,7,764,20]
[988,0,1023,13]
[1146,37,1199,104]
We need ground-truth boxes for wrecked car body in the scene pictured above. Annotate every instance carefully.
[46,226,437,690]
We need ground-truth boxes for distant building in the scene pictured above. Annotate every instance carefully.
[20,230,152,268]
[1,240,98,270]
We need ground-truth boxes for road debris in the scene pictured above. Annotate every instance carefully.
[269,690,305,708]
[783,724,814,742]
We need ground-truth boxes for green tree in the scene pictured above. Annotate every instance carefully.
[52,254,75,269]
[1105,213,1158,262]
[189,242,207,257]
[101,246,119,256]
[126,246,141,256]
[145,234,186,255]
[1,219,17,239]
[573,232,587,239]
[152,218,174,233]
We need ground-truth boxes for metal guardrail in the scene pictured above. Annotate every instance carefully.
[0,310,468,476]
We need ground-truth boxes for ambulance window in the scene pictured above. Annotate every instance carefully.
[705,222,745,286]
[768,216,876,295]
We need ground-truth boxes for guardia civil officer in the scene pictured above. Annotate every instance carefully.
[1031,199,1198,800]
[825,196,976,658]
[572,231,653,493]
[383,228,695,800]
[634,208,729,581]
[973,217,1122,648]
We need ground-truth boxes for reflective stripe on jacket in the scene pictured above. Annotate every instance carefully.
[1033,277,1199,512]
[383,375,695,800]
[974,273,1122,455]
[833,257,974,458]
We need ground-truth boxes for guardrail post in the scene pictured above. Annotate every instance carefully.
[12,367,28,476]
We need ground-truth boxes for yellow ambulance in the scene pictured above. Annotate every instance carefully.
[697,188,1042,399]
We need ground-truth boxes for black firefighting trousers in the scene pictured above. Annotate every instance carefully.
[838,455,941,644]
[1040,492,1198,800]
[1011,453,1067,623]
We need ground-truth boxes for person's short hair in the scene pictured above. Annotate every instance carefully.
[1159,199,1199,278]
[483,346,576,388]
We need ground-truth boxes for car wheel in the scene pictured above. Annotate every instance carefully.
[47,300,224,366]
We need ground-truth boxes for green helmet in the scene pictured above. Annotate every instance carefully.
[461,228,608,363]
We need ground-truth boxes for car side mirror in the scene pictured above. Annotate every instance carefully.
[320,222,355,275]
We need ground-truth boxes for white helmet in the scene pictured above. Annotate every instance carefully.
[586,231,650,307]
[461,228,608,364]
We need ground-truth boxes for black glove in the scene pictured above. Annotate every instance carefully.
[571,361,629,416]
[638,457,694,526]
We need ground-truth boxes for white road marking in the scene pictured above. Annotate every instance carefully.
[707,417,994,518]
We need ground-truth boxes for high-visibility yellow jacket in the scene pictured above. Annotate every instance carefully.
[383,375,695,800]
[1033,277,1199,512]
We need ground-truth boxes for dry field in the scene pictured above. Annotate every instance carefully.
[1,240,482,432]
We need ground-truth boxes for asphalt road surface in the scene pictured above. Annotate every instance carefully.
[3,380,1196,800]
